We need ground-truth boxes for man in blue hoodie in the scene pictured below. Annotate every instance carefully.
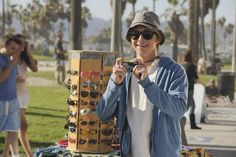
[97,11,188,157]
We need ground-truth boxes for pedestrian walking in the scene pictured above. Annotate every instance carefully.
[184,50,201,129]
[54,33,66,85]
[15,34,38,157]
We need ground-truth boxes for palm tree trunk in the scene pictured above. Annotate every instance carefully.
[70,0,82,50]
[111,0,121,55]
[193,0,200,64]
[200,0,207,60]
[211,0,216,64]
[132,3,135,18]
[188,0,194,52]
[232,2,236,72]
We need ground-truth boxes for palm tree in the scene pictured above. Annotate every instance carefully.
[188,0,194,54]
[218,17,226,52]
[210,0,220,64]
[71,0,82,49]
[81,6,91,41]
[128,0,137,17]
[165,0,186,61]
[110,0,127,56]
[224,23,234,47]
[168,12,184,61]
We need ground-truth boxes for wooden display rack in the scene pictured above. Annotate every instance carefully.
[65,50,116,154]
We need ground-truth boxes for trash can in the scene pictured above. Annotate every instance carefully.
[218,72,235,102]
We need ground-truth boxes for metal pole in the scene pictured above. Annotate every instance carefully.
[232,1,236,72]
[110,0,121,55]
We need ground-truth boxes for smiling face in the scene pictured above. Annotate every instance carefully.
[130,25,160,63]
[5,41,20,56]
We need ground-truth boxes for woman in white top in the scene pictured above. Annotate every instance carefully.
[15,34,38,157]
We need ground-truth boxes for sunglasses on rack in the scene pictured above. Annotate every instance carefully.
[69,111,77,118]
[82,81,99,90]
[80,129,97,135]
[80,120,97,126]
[81,91,99,98]
[80,108,97,116]
[66,98,78,106]
[101,129,113,136]
[130,31,154,40]
[79,138,97,145]
[69,126,76,132]
[68,122,77,132]
[67,70,78,76]
[71,85,77,90]
[80,100,97,107]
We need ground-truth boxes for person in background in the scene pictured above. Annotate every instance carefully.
[205,79,221,103]
[184,50,201,129]
[54,33,66,85]
[15,34,38,157]
[0,35,22,157]
[97,11,188,157]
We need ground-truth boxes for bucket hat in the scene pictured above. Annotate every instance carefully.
[126,11,165,45]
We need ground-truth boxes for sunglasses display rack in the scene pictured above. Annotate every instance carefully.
[65,50,118,155]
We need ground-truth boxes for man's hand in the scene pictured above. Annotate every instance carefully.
[132,59,148,80]
[10,52,20,64]
[112,58,126,85]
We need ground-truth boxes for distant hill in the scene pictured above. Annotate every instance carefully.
[85,17,111,37]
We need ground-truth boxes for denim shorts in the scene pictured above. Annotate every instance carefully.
[0,98,20,132]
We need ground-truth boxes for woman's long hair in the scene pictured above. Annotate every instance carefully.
[14,34,31,66]
[184,50,193,63]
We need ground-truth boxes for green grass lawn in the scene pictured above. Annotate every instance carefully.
[0,73,68,154]
[27,71,55,80]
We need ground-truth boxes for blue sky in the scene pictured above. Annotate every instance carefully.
[84,0,235,24]
[1,0,235,24]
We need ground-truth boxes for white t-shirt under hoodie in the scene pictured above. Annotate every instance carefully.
[127,59,159,157]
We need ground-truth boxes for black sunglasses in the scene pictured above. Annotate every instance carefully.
[66,98,78,106]
[81,100,97,107]
[130,31,154,40]
[80,120,97,126]
[79,139,97,145]
[81,91,99,98]
[101,129,113,136]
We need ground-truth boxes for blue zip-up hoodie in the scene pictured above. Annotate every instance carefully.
[97,56,188,157]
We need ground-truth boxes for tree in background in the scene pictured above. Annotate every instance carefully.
[163,0,187,61]
[127,0,137,18]
[0,0,90,49]
[218,17,226,52]
[224,23,234,47]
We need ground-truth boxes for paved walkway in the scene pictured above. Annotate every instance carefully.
[185,102,236,157]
